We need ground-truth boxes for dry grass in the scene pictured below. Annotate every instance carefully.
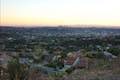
[61,56,120,80]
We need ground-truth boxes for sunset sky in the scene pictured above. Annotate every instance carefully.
[0,0,120,27]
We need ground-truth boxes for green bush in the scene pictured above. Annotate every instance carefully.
[108,48,120,56]
[7,57,29,80]
[85,52,104,59]
[65,68,74,74]
[45,62,57,68]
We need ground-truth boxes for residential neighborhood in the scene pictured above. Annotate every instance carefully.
[0,27,120,80]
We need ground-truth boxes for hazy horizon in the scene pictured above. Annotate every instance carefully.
[0,0,120,27]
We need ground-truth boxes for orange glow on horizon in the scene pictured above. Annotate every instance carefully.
[0,0,120,27]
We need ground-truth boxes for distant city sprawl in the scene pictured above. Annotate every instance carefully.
[0,26,120,80]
